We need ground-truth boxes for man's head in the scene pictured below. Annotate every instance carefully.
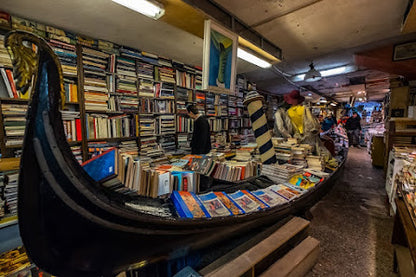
[352,112,358,118]
[186,104,199,119]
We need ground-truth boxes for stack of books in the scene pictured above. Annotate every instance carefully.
[208,118,229,132]
[2,103,27,146]
[274,143,294,162]
[156,115,175,135]
[195,66,202,90]
[70,145,83,164]
[116,56,137,77]
[158,134,176,153]
[156,66,175,83]
[205,92,215,116]
[139,115,155,136]
[136,61,154,80]
[4,172,18,216]
[261,163,304,184]
[157,82,175,99]
[138,79,155,97]
[49,38,77,77]
[306,155,325,171]
[0,35,12,68]
[177,134,191,152]
[61,110,81,142]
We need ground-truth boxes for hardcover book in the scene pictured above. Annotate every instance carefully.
[82,147,118,182]
[226,190,262,213]
[197,192,232,217]
[214,191,245,215]
[171,191,210,218]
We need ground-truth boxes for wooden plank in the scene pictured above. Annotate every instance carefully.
[199,216,293,276]
[394,244,414,276]
[260,236,320,277]
[395,198,416,272]
[0,157,20,171]
[205,217,310,277]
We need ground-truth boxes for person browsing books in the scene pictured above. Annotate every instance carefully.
[187,104,211,154]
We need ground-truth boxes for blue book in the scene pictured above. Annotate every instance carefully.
[197,192,232,217]
[82,147,117,182]
[226,190,262,213]
[171,191,210,218]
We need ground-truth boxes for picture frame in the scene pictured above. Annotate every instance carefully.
[393,41,416,61]
[202,19,238,94]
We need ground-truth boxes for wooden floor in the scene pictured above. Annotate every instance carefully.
[306,147,396,276]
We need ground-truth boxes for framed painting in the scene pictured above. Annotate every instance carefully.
[393,41,416,61]
[202,19,238,94]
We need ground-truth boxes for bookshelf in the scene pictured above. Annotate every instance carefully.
[0,12,258,163]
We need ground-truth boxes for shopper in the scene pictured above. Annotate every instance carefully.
[187,104,211,154]
[345,112,361,147]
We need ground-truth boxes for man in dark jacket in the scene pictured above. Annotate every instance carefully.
[345,112,361,147]
[187,104,211,154]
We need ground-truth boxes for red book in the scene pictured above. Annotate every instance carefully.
[5,69,18,98]
[75,118,82,141]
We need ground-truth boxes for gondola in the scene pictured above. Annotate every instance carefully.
[5,31,347,277]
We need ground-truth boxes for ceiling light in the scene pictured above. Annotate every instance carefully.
[237,48,272,68]
[304,63,322,82]
[319,97,327,103]
[112,0,165,20]
[330,102,337,106]
[308,93,312,96]
[292,65,358,82]
[358,97,363,101]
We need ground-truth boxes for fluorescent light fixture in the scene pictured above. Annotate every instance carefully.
[292,65,357,82]
[330,102,337,106]
[112,0,165,20]
[237,48,272,68]
[319,97,327,103]
[308,93,312,96]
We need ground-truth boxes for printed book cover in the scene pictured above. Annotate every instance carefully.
[214,192,245,215]
[251,189,288,207]
[226,190,262,213]
[171,191,210,218]
[197,192,232,217]
[82,147,117,182]
[241,190,268,209]
[267,184,298,201]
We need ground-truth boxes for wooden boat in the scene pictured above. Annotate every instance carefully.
[6,31,347,276]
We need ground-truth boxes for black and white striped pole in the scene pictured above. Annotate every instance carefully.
[243,90,277,164]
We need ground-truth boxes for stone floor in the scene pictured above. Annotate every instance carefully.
[306,147,396,276]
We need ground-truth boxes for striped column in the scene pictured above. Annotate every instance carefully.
[243,91,277,164]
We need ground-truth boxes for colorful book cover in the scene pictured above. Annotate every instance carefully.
[82,147,117,182]
[214,192,245,215]
[241,190,269,209]
[171,191,210,218]
[226,190,262,213]
[267,184,298,201]
[197,192,232,217]
[251,189,288,207]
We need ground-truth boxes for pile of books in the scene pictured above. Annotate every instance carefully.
[159,134,176,153]
[137,61,154,80]
[139,98,154,114]
[0,35,12,68]
[49,38,77,77]
[261,163,304,184]
[156,115,175,135]
[139,115,155,136]
[157,82,175,99]
[3,172,18,216]
[172,184,303,218]
[138,79,155,97]
[61,110,81,142]
[2,103,27,146]
[156,66,175,83]
[177,134,191,152]
[195,67,202,90]
[306,155,325,171]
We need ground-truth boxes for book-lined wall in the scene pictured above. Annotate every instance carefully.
[0,11,255,161]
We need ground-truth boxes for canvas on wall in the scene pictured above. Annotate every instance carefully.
[202,20,237,94]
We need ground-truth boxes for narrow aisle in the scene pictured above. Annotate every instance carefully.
[306,147,395,276]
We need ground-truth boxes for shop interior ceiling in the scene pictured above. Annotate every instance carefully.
[3,0,416,102]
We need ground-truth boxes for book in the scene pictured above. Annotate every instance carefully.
[251,189,288,207]
[82,147,118,182]
[267,184,298,201]
[197,192,232,217]
[171,191,210,218]
[214,192,245,215]
[226,190,262,213]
